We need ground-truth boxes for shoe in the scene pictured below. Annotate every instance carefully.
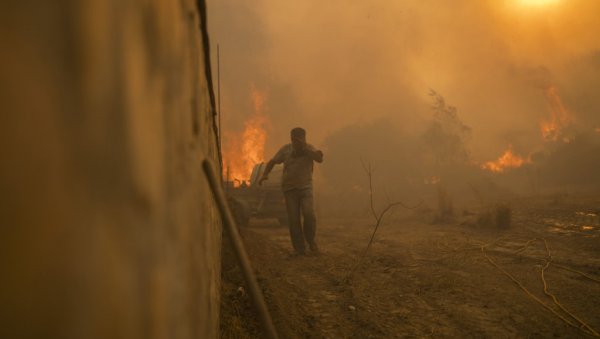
[308,242,320,253]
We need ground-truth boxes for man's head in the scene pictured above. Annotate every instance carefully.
[290,127,306,151]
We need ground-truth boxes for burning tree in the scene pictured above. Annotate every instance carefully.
[541,85,574,142]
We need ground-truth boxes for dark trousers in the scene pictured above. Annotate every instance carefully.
[283,188,316,253]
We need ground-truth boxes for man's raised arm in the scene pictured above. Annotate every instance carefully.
[309,149,324,163]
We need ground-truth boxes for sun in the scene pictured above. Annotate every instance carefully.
[517,0,560,6]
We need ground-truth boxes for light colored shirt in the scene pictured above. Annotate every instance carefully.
[271,143,319,192]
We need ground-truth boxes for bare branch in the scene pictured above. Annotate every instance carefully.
[345,161,423,282]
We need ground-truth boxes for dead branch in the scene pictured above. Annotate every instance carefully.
[345,161,423,282]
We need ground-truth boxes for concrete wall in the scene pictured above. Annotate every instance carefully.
[0,1,221,338]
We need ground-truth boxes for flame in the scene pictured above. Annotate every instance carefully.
[540,86,573,142]
[481,146,528,173]
[222,85,269,186]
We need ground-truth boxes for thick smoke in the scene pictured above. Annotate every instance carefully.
[209,0,600,214]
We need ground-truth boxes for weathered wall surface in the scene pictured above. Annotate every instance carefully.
[0,1,221,338]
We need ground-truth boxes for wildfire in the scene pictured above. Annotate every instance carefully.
[540,86,573,142]
[481,146,529,173]
[222,85,269,185]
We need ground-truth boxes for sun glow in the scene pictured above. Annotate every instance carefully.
[516,0,560,7]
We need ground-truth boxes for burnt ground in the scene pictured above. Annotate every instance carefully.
[221,196,600,338]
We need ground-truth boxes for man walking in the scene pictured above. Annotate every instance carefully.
[259,127,324,256]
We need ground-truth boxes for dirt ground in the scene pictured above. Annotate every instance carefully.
[221,196,600,338]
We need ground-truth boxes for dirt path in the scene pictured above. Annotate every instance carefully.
[221,198,600,338]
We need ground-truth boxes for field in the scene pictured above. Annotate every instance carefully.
[221,196,600,338]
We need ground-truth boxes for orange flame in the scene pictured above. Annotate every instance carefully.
[223,85,269,186]
[481,146,528,173]
[541,86,573,142]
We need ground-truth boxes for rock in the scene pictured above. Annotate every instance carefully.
[348,305,356,312]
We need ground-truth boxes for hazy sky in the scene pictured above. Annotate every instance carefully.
[208,0,600,162]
